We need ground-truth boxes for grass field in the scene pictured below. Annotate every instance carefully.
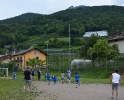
[0,75,48,99]
[0,77,42,100]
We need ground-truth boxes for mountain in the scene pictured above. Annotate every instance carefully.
[0,5,124,51]
[0,13,43,23]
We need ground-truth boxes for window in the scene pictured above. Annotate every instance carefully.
[34,50,37,55]
[36,57,39,60]
[17,56,22,62]
[20,57,22,60]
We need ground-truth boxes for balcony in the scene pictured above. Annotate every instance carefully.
[13,59,23,62]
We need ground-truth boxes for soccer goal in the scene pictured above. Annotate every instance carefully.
[0,68,8,77]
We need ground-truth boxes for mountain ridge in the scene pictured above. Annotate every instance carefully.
[0,5,124,51]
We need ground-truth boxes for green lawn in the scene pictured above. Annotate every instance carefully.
[0,78,41,100]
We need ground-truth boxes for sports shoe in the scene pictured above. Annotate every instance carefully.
[111,97,114,99]
[116,97,118,100]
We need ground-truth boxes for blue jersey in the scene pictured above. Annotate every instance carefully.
[74,74,79,81]
[53,76,57,81]
[52,76,54,81]
[47,74,50,80]
[12,72,16,79]
[44,74,47,79]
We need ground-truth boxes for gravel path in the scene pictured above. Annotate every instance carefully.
[34,81,124,100]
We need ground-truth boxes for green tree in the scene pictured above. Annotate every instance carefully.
[80,34,102,58]
[0,48,6,54]
[26,58,46,68]
[87,39,119,67]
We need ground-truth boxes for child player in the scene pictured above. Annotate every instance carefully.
[74,73,80,88]
[12,71,16,79]
[47,74,50,85]
[67,68,71,83]
[61,72,65,84]
[44,73,47,81]
[53,75,57,84]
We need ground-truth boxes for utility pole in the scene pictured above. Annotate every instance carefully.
[106,47,107,70]
[69,24,71,69]
[47,44,48,66]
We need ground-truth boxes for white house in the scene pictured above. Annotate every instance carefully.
[83,30,108,37]
[108,34,124,56]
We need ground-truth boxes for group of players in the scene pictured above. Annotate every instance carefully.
[23,67,122,100]
[44,68,80,88]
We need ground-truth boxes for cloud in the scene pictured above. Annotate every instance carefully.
[112,0,124,5]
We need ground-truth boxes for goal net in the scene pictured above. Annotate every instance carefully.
[0,68,8,77]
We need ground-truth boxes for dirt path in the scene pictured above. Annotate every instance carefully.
[34,81,124,100]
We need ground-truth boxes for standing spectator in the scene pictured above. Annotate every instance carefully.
[74,73,80,88]
[47,74,50,85]
[23,67,32,93]
[67,68,71,83]
[61,72,65,84]
[110,69,122,100]
[31,69,34,77]
[37,68,41,81]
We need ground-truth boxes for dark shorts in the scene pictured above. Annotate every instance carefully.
[61,78,64,80]
[112,83,119,91]
[75,80,79,84]
[24,80,32,86]
[67,76,70,80]
[32,73,34,76]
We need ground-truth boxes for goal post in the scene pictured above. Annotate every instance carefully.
[0,68,8,77]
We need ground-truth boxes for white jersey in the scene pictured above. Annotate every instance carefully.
[61,73,65,78]
[112,73,120,83]
[67,70,71,77]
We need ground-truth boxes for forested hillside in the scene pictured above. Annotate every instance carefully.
[0,5,124,53]
[0,13,43,23]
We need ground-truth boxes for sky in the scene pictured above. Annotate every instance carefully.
[0,0,124,20]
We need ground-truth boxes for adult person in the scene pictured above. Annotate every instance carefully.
[37,68,41,81]
[110,69,122,100]
[23,67,32,93]
[31,69,34,77]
